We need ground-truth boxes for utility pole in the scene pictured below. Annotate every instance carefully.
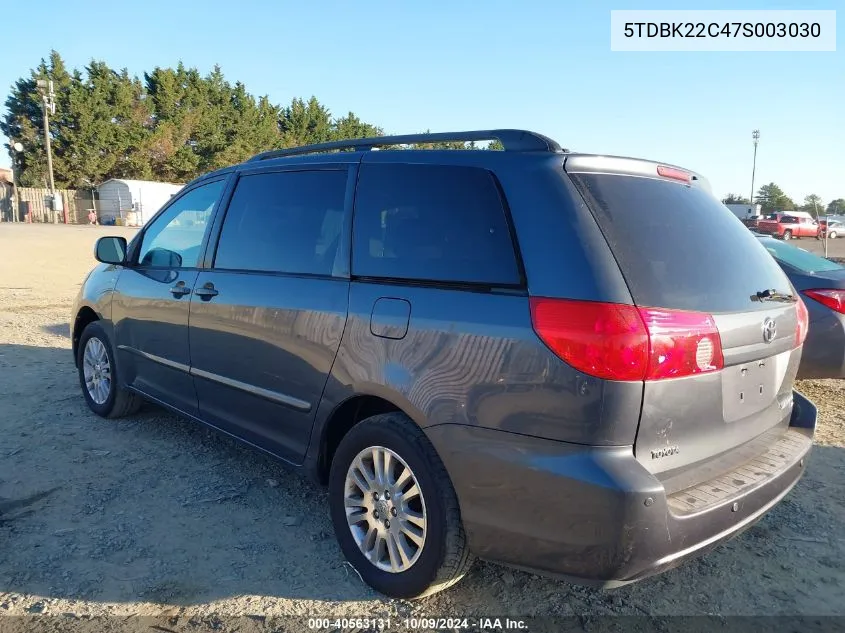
[808,198,833,259]
[11,142,23,223]
[750,129,760,207]
[36,79,57,223]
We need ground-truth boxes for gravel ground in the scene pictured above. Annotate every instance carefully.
[1,224,844,629]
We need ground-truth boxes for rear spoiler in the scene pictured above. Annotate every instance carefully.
[564,154,712,193]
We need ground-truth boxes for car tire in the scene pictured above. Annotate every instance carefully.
[328,412,474,599]
[783,230,792,240]
[830,231,838,239]
[77,321,141,419]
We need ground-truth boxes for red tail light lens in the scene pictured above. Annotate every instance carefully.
[638,308,724,379]
[803,289,845,315]
[529,298,648,381]
[529,298,724,382]
[795,296,810,346]
[656,165,691,183]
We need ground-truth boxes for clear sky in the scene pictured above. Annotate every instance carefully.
[1,0,842,204]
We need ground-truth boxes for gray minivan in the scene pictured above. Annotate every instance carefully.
[73,130,816,599]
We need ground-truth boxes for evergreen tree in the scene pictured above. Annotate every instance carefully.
[280,97,333,147]
[3,52,385,185]
[755,183,796,213]
[2,51,73,187]
[722,194,750,205]
[332,112,382,142]
[827,199,845,216]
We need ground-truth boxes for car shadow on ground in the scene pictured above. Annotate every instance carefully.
[0,341,843,616]
[41,322,71,339]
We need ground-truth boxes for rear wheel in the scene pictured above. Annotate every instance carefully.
[830,231,838,239]
[782,230,792,240]
[77,321,141,418]
[328,412,473,599]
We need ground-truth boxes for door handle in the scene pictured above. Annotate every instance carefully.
[170,282,191,298]
[194,283,219,301]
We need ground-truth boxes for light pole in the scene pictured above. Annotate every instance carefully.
[36,79,58,223]
[750,129,760,209]
[10,142,23,223]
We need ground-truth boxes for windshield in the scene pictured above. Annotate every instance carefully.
[758,237,843,273]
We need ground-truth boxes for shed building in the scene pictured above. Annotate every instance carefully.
[96,179,184,226]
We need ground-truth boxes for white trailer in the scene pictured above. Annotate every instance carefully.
[97,179,184,226]
[725,203,762,220]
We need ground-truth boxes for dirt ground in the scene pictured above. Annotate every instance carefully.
[1,224,844,628]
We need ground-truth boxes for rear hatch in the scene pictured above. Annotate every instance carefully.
[565,157,806,491]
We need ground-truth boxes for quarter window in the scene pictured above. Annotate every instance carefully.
[352,164,521,285]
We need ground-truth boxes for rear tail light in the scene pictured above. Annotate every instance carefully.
[529,298,724,382]
[656,165,691,183]
[803,289,845,314]
[639,308,724,379]
[795,296,810,345]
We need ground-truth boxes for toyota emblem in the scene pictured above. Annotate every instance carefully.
[762,317,777,344]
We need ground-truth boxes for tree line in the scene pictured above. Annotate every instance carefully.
[2,51,502,189]
[723,185,844,217]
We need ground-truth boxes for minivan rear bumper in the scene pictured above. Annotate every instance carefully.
[426,390,816,587]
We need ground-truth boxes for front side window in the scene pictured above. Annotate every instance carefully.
[214,170,348,276]
[137,180,223,268]
[352,163,521,285]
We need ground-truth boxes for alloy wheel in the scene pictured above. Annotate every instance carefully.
[82,337,111,405]
[343,446,427,573]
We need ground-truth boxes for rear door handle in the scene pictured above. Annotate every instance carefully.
[170,282,191,298]
[194,283,219,301]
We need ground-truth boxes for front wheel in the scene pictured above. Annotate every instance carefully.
[830,231,838,239]
[782,230,792,240]
[329,413,474,599]
[77,321,141,418]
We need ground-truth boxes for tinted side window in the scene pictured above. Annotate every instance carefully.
[214,170,348,276]
[138,180,223,268]
[352,164,520,285]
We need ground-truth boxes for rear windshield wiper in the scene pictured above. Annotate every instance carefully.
[751,289,796,303]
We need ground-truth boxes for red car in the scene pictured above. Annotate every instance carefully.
[756,213,819,240]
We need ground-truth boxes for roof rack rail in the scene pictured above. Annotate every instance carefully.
[248,129,564,162]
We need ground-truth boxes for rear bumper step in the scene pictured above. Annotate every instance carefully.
[426,390,816,587]
[667,430,811,515]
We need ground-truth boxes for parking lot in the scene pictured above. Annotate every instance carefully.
[1,224,844,625]
[765,233,845,261]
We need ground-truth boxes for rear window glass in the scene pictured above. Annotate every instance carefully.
[569,173,793,313]
[352,164,521,286]
[758,237,843,274]
[780,216,798,223]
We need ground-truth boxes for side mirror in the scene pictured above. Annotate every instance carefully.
[94,236,127,264]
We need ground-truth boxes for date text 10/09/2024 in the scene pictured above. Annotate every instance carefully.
[308,617,528,630]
